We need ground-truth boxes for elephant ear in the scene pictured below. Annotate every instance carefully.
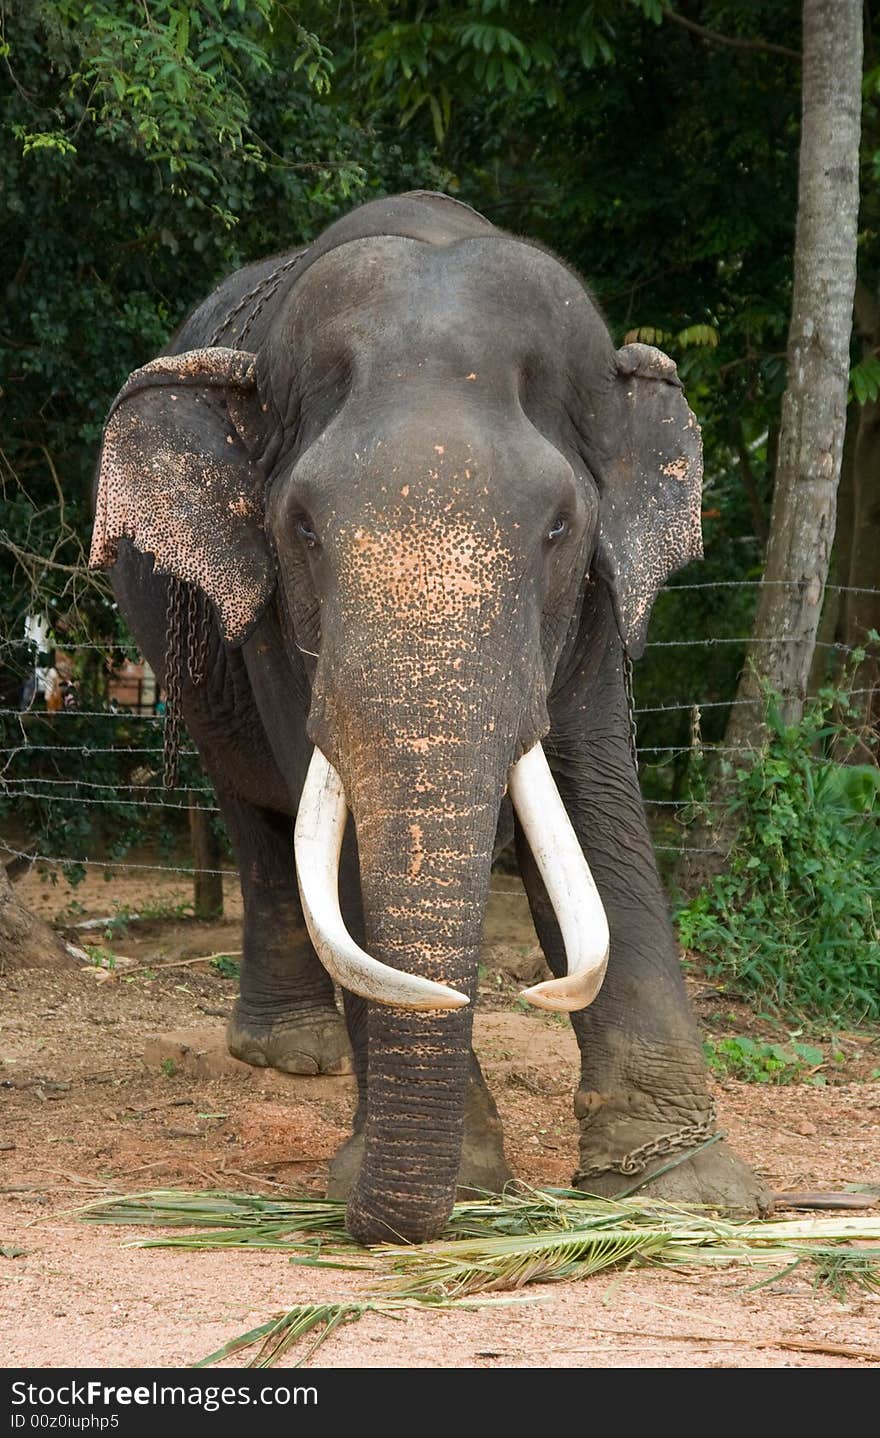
[594,343,703,658]
[89,348,274,645]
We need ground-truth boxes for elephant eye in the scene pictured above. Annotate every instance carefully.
[296,517,319,549]
[547,515,568,542]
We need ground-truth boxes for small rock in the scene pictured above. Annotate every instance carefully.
[491,945,550,986]
[85,966,118,984]
[0,1141,15,1152]
[795,1121,818,1137]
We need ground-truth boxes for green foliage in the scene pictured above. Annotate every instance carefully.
[850,354,880,406]
[135,895,194,922]
[679,681,880,1020]
[82,942,117,970]
[358,1,623,141]
[625,323,719,350]
[0,711,218,878]
[210,954,241,979]
[160,1058,177,1078]
[3,2,337,188]
[809,1249,880,1301]
[702,1035,825,1085]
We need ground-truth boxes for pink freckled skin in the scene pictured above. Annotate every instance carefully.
[339,520,510,621]
[408,823,424,878]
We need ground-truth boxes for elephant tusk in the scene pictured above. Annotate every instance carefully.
[508,743,609,1013]
[294,748,470,1012]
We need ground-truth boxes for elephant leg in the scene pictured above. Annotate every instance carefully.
[516,628,768,1211]
[458,1051,512,1195]
[218,792,352,1075]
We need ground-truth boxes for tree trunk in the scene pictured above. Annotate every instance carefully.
[0,866,72,969]
[806,406,856,694]
[189,799,224,919]
[725,0,863,751]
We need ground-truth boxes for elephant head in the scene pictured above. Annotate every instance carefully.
[90,194,702,1243]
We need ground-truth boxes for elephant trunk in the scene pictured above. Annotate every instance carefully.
[296,677,611,1243]
[341,731,501,1244]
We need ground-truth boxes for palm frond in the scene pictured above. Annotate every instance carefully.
[195,1302,376,1369]
[71,1189,350,1235]
[802,1248,880,1300]
[195,1296,532,1369]
[73,1186,880,1368]
[386,1226,672,1298]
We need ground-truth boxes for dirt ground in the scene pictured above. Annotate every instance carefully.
[2,865,879,1369]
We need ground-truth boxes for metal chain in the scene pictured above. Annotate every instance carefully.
[186,585,210,687]
[575,1100,719,1181]
[163,577,185,789]
[237,252,306,347]
[208,250,307,349]
[622,645,638,768]
[165,581,214,782]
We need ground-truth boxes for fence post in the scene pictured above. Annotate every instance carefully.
[188,796,223,919]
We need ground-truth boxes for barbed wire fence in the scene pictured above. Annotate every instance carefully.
[1,578,877,891]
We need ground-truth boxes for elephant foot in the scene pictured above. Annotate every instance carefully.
[457,1065,512,1196]
[327,1072,511,1202]
[573,1089,770,1213]
[227,1001,353,1076]
[326,1129,363,1200]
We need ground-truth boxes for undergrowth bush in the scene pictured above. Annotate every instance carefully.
[678,680,880,1021]
[702,1035,826,1085]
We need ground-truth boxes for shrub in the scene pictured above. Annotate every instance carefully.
[702,1035,826,1085]
[678,682,880,1020]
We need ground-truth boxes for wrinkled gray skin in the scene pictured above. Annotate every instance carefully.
[93,192,766,1243]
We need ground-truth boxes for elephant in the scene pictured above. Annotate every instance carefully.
[90,190,766,1243]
